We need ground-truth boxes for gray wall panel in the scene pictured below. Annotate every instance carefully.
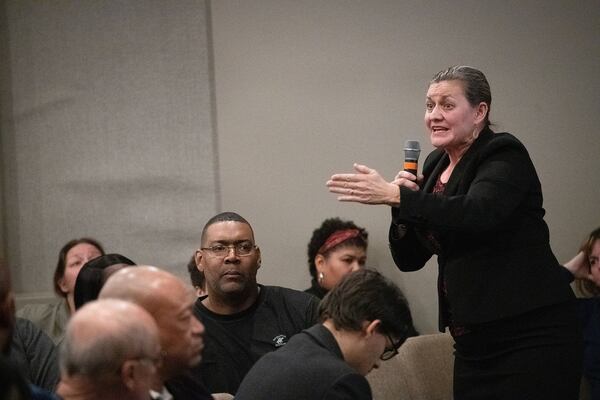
[1,0,217,296]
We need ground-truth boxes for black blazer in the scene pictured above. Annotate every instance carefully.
[235,324,372,400]
[389,128,574,331]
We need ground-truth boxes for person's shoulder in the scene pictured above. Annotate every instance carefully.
[14,318,55,345]
[16,302,59,321]
[264,285,319,304]
[481,130,527,153]
[13,317,38,340]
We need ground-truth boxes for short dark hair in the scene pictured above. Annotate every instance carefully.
[431,65,492,127]
[53,238,105,298]
[319,268,413,342]
[307,218,368,279]
[186,255,205,290]
[200,212,253,245]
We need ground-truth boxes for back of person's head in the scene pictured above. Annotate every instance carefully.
[74,253,136,310]
[200,212,253,244]
[575,227,600,297]
[59,299,159,395]
[0,259,15,355]
[307,217,368,280]
[53,238,105,298]
[319,268,413,343]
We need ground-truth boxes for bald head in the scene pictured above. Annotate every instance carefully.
[99,266,205,380]
[99,266,177,312]
[58,299,159,399]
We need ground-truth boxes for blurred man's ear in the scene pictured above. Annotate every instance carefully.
[120,359,138,391]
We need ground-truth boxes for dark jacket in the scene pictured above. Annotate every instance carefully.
[235,324,372,400]
[389,128,574,330]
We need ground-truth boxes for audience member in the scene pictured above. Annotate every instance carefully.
[564,227,600,399]
[1,259,59,399]
[186,255,206,297]
[73,253,136,309]
[236,268,414,399]
[304,217,368,299]
[56,299,160,400]
[17,238,104,344]
[169,212,320,395]
[99,266,213,400]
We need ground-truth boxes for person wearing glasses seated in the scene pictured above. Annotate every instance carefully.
[56,299,161,400]
[169,212,320,396]
[235,268,414,400]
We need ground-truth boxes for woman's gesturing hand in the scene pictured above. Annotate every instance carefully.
[326,163,401,206]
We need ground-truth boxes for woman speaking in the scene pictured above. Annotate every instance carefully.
[327,66,581,399]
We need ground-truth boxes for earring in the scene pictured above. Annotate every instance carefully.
[318,272,324,283]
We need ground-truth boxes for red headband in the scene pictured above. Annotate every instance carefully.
[317,229,361,255]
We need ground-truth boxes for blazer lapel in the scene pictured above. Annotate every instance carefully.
[422,150,447,193]
[443,128,493,196]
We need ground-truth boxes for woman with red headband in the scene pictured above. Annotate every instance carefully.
[304,218,368,299]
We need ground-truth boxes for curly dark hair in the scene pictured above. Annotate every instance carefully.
[307,218,368,280]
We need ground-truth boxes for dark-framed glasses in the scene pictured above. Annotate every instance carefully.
[380,333,401,361]
[200,242,256,257]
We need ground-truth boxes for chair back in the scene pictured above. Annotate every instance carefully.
[367,333,455,400]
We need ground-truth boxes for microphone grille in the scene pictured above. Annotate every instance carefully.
[404,140,421,151]
[404,140,421,160]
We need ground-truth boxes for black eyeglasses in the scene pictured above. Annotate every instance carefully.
[380,333,401,361]
[200,242,256,258]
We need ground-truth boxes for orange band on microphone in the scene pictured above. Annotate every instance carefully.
[404,162,417,170]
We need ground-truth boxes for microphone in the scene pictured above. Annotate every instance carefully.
[403,140,421,175]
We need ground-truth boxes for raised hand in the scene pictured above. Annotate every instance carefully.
[326,163,400,206]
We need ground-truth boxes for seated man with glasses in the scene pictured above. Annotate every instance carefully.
[169,212,320,396]
[235,268,414,400]
[56,299,161,400]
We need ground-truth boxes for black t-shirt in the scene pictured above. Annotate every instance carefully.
[170,285,319,395]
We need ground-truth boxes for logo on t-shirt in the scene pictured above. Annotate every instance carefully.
[272,334,287,347]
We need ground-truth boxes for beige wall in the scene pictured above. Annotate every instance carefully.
[211,0,600,333]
